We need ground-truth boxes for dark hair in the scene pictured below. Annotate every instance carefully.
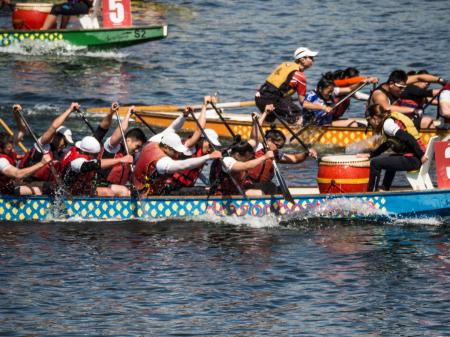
[125,128,146,143]
[343,67,359,78]
[230,141,254,156]
[317,77,335,91]
[387,69,407,83]
[265,128,286,144]
[333,69,345,80]
[0,132,13,150]
[322,71,335,81]
[407,70,417,76]
[417,69,429,75]
[367,104,388,118]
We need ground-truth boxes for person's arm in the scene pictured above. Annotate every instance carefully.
[228,151,274,172]
[100,154,133,170]
[303,100,333,113]
[280,148,317,163]
[185,95,214,148]
[12,104,26,145]
[3,153,51,179]
[394,129,425,159]
[156,151,222,174]
[40,102,79,145]
[109,106,134,149]
[372,90,415,114]
[407,74,441,85]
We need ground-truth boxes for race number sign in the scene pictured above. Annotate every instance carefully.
[102,0,132,28]
[434,140,450,188]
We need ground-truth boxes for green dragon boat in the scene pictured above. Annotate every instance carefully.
[0,24,168,49]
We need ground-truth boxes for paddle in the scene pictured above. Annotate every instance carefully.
[252,115,294,203]
[274,113,309,152]
[0,117,28,153]
[130,110,157,135]
[209,100,239,140]
[187,108,247,199]
[75,108,96,134]
[86,100,256,114]
[14,107,64,187]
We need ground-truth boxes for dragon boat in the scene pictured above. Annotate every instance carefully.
[0,1,167,49]
[87,102,448,148]
[0,187,449,222]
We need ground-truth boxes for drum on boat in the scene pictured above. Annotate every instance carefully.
[12,3,53,30]
[317,155,370,194]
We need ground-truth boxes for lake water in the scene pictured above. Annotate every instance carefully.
[0,0,449,335]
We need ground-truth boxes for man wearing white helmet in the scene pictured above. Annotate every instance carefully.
[60,135,133,196]
[17,102,77,183]
[255,47,329,124]
[134,131,222,196]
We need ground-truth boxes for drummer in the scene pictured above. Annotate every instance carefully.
[358,104,427,192]
[247,104,317,194]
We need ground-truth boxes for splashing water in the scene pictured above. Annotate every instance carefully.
[187,213,281,228]
[345,134,384,154]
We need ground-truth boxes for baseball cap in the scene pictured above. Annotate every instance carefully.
[56,126,74,144]
[75,136,101,154]
[203,128,221,146]
[160,132,188,153]
[294,47,318,60]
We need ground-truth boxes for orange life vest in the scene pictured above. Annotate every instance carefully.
[105,150,131,186]
[247,148,274,183]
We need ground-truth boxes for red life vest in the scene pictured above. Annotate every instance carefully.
[209,158,252,195]
[247,148,274,183]
[19,148,61,182]
[166,146,205,188]
[60,146,95,195]
[133,142,169,195]
[106,150,131,185]
[0,152,16,194]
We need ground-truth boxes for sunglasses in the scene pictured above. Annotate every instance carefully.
[393,82,407,89]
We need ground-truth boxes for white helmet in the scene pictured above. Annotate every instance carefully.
[75,136,101,154]
[160,132,188,153]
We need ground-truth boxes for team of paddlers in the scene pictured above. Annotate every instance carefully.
[0,46,449,197]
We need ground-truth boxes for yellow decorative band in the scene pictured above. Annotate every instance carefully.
[317,178,369,184]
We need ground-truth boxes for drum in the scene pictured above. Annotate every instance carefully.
[12,3,53,30]
[317,155,370,194]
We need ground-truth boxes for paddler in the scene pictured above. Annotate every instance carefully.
[438,81,450,127]
[60,135,133,196]
[133,132,222,196]
[0,132,52,195]
[41,0,93,30]
[96,105,147,197]
[255,47,329,125]
[247,104,317,194]
[368,69,445,129]
[358,104,428,192]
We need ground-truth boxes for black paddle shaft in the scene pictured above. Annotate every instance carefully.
[209,101,237,139]
[131,111,157,135]
[274,113,309,152]
[75,109,96,134]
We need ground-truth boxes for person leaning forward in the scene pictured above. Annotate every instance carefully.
[255,47,327,125]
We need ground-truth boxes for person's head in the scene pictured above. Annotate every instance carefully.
[316,77,335,99]
[294,47,318,70]
[51,126,73,153]
[387,69,408,97]
[75,136,101,157]
[265,128,286,151]
[0,132,14,156]
[230,141,254,162]
[197,128,221,154]
[343,67,359,78]
[366,104,389,133]
[332,69,345,80]
[159,132,188,159]
[125,128,146,155]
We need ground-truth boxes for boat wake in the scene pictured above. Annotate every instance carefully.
[0,40,128,58]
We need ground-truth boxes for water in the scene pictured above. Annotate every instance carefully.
[0,0,449,335]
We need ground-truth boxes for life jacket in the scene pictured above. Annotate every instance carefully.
[0,152,16,195]
[382,111,425,156]
[247,147,274,183]
[133,142,169,195]
[209,158,252,195]
[105,149,131,186]
[265,62,299,97]
[334,76,367,87]
[60,146,96,195]
[166,146,205,188]
[368,83,398,106]
[19,147,60,182]
[332,95,351,119]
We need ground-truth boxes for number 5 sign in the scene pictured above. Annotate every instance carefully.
[102,0,132,28]
[435,140,450,188]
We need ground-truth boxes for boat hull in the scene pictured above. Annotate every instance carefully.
[0,25,167,49]
[108,109,445,148]
[1,189,448,221]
